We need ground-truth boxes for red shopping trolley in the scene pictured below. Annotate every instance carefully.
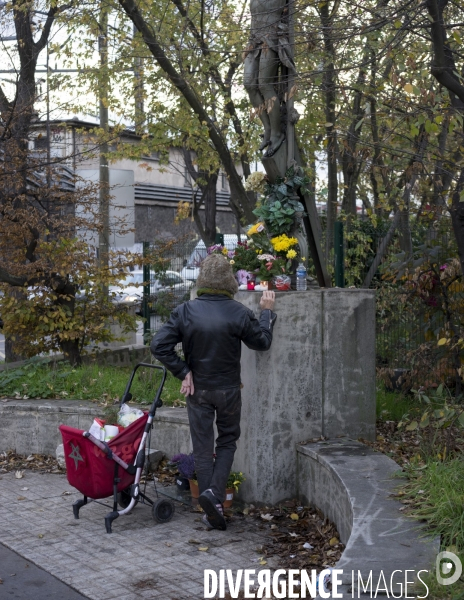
[59,363,174,533]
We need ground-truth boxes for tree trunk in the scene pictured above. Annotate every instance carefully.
[5,339,25,363]
[341,61,367,216]
[118,0,255,223]
[60,339,82,367]
[203,174,218,245]
[362,210,401,288]
[397,130,428,256]
[320,1,338,257]
[450,167,464,277]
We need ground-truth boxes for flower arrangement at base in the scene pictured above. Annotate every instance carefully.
[171,453,196,482]
[205,166,309,289]
[226,471,245,492]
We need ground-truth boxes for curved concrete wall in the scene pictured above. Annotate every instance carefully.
[297,439,439,595]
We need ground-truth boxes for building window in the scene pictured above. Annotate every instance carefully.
[35,137,49,150]
[141,151,159,162]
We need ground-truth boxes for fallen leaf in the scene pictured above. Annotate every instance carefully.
[198,547,209,552]
[165,542,172,547]
[243,508,249,515]
[259,559,267,565]
[303,542,314,549]
[290,513,299,521]
[0,578,3,584]
[38,534,44,538]
[188,539,200,544]
[20,487,28,491]
[15,471,24,479]
[289,532,299,538]
[17,496,26,501]
[329,537,339,546]
[261,513,273,521]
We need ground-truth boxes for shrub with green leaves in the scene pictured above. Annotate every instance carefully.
[252,166,307,236]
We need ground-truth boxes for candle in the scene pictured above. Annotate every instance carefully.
[247,280,255,290]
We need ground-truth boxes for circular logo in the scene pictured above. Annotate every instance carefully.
[436,551,462,586]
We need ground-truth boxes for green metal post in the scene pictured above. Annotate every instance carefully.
[142,241,150,344]
[215,233,224,245]
[334,221,345,288]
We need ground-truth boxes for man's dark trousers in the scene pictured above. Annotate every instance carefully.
[186,387,241,503]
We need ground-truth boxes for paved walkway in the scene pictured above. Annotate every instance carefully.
[0,543,88,599]
[0,471,272,600]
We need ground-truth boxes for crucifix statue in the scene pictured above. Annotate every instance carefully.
[244,0,331,288]
[243,0,295,158]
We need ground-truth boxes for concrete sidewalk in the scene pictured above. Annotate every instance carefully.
[0,543,89,599]
[0,471,271,600]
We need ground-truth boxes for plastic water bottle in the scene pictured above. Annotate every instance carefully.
[296,263,307,291]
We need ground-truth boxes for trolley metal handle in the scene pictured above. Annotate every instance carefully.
[120,363,167,417]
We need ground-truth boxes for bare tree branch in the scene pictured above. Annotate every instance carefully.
[427,0,464,105]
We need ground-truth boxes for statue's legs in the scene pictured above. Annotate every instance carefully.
[258,49,285,157]
[244,52,272,150]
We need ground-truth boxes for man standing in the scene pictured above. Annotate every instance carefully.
[151,254,276,530]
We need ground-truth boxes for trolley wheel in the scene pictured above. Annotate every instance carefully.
[152,499,175,523]
[117,488,138,509]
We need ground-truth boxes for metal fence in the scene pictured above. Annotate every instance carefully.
[375,287,464,394]
[136,231,463,395]
[140,237,245,341]
[140,240,198,342]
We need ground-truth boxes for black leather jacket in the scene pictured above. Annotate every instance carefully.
[150,294,276,390]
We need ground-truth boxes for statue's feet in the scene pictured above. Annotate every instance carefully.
[259,135,271,151]
[263,133,286,158]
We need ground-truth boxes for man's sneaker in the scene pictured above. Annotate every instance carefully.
[198,489,226,530]
[201,513,213,529]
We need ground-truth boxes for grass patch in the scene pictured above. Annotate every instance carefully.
[419,562,464,600]
[376,385,415,421]
[0,359,185,407]
[404,459,464,551]
[401,458,464,598]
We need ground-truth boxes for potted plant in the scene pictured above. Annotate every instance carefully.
[224,471,245,508]
[171,453,197,495]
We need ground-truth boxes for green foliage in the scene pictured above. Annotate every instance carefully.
[379,241,464,393]
[416,566,464,600]
[232,243,261,273]
[253,167,307,236]
[0,360,184,407]
[376,387,413,422]
[403,458,464,552]
[226,471,245,491]
[343,217,390,287]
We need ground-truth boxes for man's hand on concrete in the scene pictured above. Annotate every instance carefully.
[180,371,194,397]
[260,290,275,311]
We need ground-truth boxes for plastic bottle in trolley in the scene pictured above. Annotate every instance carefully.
[296,262,307,291]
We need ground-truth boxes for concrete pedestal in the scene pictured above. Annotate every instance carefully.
[233,289,376,504]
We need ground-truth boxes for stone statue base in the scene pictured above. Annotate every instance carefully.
[233,289,376,504]
[262,141,288,181]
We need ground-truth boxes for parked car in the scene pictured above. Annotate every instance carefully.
[180,234,247,281]
[109,270,194,312]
